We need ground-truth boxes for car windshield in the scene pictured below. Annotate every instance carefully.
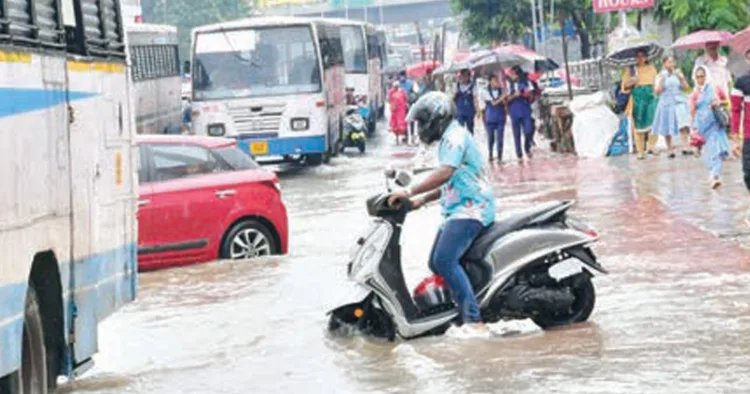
[213,146,259,170]
[340,26,366,74]
[193,26,321,101]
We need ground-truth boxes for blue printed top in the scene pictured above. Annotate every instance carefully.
[438,121,496,226]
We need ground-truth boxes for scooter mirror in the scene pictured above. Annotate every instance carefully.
[394,171,412,187]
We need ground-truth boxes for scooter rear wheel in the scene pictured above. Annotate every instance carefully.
[531,274,595,329]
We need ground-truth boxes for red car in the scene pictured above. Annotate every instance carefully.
[136,135,288,271]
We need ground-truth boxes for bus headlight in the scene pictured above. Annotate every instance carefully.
[290,118,309,131]
[207,123,225,136]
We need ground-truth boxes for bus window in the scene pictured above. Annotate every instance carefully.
[193,26,321,101]
[340,26,366,74]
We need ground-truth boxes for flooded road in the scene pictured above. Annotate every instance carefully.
[62,127,750,393]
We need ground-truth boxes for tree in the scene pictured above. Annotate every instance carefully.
[452,0,603,59]
[653,0,750,36]
[145,0,250,58]
[451,0,533,45]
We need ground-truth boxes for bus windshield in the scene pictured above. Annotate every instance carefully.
[193,25,321,101]
[340,26,366,74]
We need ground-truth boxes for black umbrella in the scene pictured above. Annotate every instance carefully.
[603,41,664,68]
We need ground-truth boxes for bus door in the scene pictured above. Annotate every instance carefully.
[65,1,137,363]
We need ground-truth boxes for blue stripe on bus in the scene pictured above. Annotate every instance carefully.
[236,135,326,156]
[0,243,137,378]
[0,88,96,118]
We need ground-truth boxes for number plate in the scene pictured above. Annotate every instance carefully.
[549,259,583,281]
[250,141,268,155]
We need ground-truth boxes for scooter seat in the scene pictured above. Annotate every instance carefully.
[463,201,570,263]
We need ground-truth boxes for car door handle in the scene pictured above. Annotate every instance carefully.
[137,199,150,207]
[215,189,237,199]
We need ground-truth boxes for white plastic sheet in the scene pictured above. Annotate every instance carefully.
[569,92,620,158]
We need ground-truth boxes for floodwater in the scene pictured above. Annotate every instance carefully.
[61,126,750,394]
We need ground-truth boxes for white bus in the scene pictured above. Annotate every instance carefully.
[190,17,346,166]
[0,0,137,391]
[126,23,183,134]
[329,19,384,133]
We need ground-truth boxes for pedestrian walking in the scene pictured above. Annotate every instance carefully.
[690,65,731,189]
[398,71,418,144]
[388,81,408,144]
[622,49,659,160]
[730,48,750,223]
[694,41,732,96]
[652,56,691,158]
[507,65,535,161]
[454,69,477,135]
[481,74,508,162]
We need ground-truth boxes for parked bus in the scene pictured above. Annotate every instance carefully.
[0,0,137,391]
[190,17,346,166]
[329,19,384,133]
[126,23,183,134]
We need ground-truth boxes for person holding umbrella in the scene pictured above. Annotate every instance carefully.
[481,73,509,162]
[454,68,478,135]
[622,49,659,159]
[506,65,535,161]
[694,42,731,96]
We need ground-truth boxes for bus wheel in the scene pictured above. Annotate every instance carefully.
[18,285,48,394]
[306,153,324,166]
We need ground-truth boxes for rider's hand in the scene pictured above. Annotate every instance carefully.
[410,196,425,210]
[387,190,411,208]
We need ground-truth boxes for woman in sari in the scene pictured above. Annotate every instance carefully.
[388,81,408,144]
[689,65,731,189]
[622,49,659,159]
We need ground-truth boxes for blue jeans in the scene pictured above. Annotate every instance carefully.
[428,219,484,323]
[457,114,475,135]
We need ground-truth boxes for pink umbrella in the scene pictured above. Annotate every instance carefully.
[731,26,750,54]
[671,30,734,50]
[406,60,441,79]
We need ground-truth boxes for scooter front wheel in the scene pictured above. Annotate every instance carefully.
[327,295,396,340]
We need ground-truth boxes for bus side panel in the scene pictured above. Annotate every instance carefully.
[66,58,137,363]
[0,50,73,378]
[132,75,182,134]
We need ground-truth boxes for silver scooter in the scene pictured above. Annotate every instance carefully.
[327,169,607,340]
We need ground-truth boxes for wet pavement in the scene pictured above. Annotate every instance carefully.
[61,125,750,394]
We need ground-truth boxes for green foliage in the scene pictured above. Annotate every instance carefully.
[451,0,533,44]
[146,0,250,59]
[654,0,750,35]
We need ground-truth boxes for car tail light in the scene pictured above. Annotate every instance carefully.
[315,100,326,107]
[566,218,598,238]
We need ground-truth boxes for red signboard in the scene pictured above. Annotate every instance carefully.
[593,0,655,13]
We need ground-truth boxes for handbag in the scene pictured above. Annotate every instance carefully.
[712,104,730,129]
[689,132,706,148]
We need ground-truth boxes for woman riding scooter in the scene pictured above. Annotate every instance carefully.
[388,92,496,337]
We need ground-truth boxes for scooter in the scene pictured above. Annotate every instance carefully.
[327,169,607,340]
[341,105,368,153]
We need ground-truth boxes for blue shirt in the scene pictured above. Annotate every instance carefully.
[508,80,532,118]
[438,121,496,226]
[399,79,414,95]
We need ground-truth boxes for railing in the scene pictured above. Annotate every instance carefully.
[565,57,614,93]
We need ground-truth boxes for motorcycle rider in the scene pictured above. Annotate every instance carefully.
[388,92,496,335]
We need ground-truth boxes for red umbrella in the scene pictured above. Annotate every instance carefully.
[406,60,441,79]
[731,26,750,54]
[672,30,734,50]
